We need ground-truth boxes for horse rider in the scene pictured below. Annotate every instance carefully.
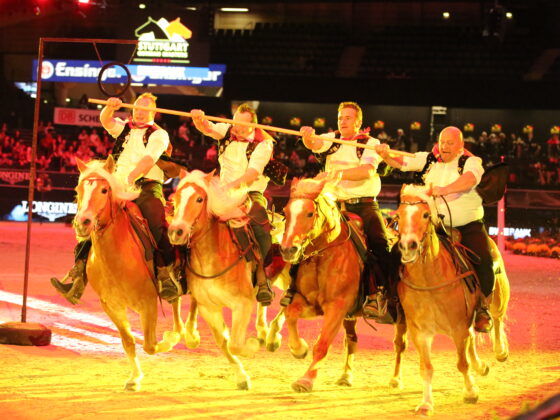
[290,101,398,317]
[190,103,275,306]
[377,126,494,333]
[51,94,182,304]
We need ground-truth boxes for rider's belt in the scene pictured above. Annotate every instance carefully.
[340,196,376,205]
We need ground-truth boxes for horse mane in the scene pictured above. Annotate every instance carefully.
[176,170,249,220]
[401,184,439,222]
[79,159,139,203]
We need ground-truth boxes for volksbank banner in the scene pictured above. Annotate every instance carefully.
[33,60,226,87]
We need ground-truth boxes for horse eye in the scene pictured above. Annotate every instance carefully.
[196,197,204,203]
[423,212,430,219]
[307,212,314,218]
[101,188,108,194]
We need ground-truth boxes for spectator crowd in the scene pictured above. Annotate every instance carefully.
[1,119,560,189]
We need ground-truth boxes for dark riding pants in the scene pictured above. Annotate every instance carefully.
[248,191,272,267]
[457,220,495,297]
[343,200,397,289]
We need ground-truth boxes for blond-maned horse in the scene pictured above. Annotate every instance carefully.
[168,170,289,389]
[391,184,510,415]
[279,178,363,392]
[73,157,197,391]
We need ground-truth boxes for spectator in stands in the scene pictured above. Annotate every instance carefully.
[394,128,409,151]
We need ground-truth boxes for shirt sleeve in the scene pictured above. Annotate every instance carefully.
[360,136,381,168]
[106,117,125,139]
[208,122,230,139]
[401,151,429,172]
[464,156,484,184]
[144,129,170,161]
[313,131,336,154]
[247,139,274,174]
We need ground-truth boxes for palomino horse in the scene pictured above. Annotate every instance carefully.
[279,178,363,392]
[391,184,510,415]
[168,170,289,389]
[72,157,198,391]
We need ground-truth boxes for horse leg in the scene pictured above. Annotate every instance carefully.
[336,318,357,387]
[410,330,435,415]
[292,302,347,393]
[466,328,489,377]
[184,296,200,349]
[255,302,269,347]
[490,277,509,362]
[229,299,259,358]
[285,295,309,360]
[198,305,251,390]
[390,316,408,389]
[455,331,480,404]
[139,303,177,354]
[266,307,286,352]
[101,302,143,391]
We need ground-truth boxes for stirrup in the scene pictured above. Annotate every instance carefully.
[474,307,493,333]
[256,281,274,306]
[362,292,388,319]
[158,264,183,303]
[279,289,295,307]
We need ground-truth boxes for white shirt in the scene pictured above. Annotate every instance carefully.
[106,118,169,185]
[315,132,382,200]
[211,122,274,193]
[402,151,485,227]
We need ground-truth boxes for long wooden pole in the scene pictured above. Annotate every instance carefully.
[88,98,414,157]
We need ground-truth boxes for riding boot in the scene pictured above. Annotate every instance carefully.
[362,287,388,319]
[474,295,493,333]
[157,263,183,303]
[255,264,274,306]
[50,259,87,305]
[279,263,299,307]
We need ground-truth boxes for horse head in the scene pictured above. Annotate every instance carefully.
[74,156,137,238]
[396,184,438,264]
[168,170,213,245]
[280,177,332,263]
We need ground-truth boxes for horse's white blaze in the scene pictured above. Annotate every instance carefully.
[401,204,420,245]
[285,199,306,244]
[175,186,197,222]
[80,181,97,215]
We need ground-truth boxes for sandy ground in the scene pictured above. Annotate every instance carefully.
[0,221,559,420]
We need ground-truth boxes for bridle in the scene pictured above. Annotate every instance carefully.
[395,198,433,262]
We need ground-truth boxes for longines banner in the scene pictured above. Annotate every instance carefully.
[33,60,225,87]
[54,108,128,127]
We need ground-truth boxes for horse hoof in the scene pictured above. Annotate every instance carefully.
[124,382,140,392]
[266,341,280,352]
[292,378,313,393]
[496,352,509,362]
[237,380,250,391]
[463,394,479,404]
[163,331,181,348]
[480,364,490,376]
[336,374,352,387]
[389,378,403,389]
[414,403,433,416]
[184,332,201,349]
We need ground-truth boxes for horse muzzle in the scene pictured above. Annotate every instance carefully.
[399,239,420,264]
[168,221,192,245]
[280,244,302,263]
[73,212,95,237]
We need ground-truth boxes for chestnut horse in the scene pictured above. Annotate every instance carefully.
[73,157,198,391]
[168,170,289,389]
[391,184,510,415]
[279,178,363,392]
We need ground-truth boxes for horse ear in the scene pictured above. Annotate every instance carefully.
[205,169,216,182]
[290,177,299,191]
[104,155,115,173]
[179,169,188,179]
[76,158,87,173]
